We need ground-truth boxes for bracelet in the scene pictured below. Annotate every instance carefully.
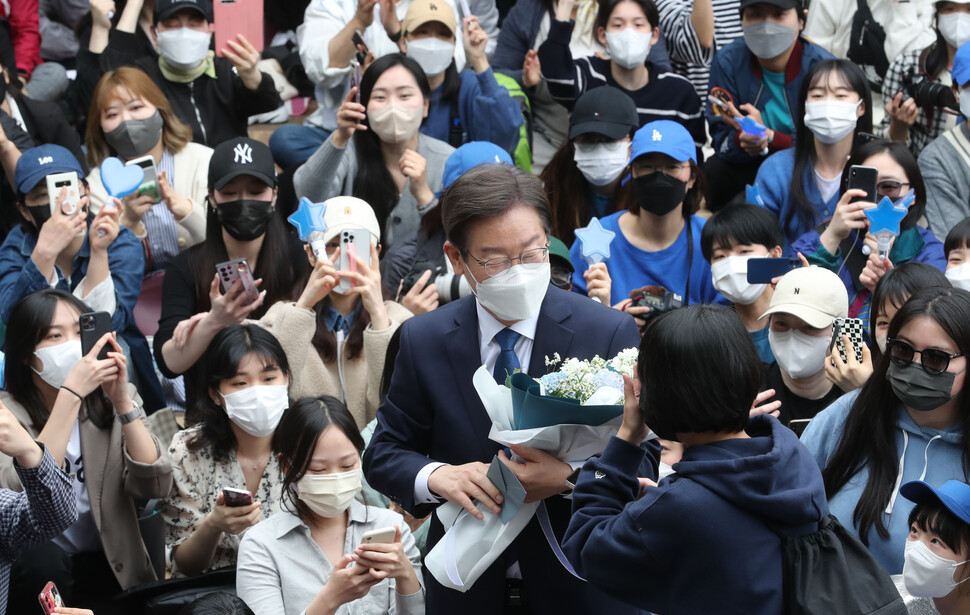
[416,198,436,213]
[61,386,84,402]
[388,28,403,43]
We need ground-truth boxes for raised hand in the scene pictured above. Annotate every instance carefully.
[522,49,541,88]
[401,149,433,206]
[296,247,340,311]
[223,35,263,90]
[333,88,367,148]
[158,169,192,220]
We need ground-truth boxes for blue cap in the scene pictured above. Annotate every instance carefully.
[15,144,85,194]
[954,41,970,88]
[901,480,970,525]
[442,141,514,191]
[630,120,696,164]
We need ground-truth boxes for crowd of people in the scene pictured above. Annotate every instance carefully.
[3,0,970,613]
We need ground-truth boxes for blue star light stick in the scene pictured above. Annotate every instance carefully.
[737,116,769,156]
[574,217,616,303]
[745,184,765,207]
[864,191,913,261]
[287,197,329,258]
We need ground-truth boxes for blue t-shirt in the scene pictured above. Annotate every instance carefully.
[750,324,774,364]
[569,212,722,306]
[761,68,795,135]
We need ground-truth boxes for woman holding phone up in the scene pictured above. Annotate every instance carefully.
[0,288,172,614]
[153,137,308,417]
[237,395,423,615]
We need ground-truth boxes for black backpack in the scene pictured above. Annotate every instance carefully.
[848,0,891,93]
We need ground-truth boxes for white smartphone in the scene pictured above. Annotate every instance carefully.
[45,172,81,216]
[126,155,160,202]
[216,258,260,304]
[361,526,396,545]
[336,229,372,294]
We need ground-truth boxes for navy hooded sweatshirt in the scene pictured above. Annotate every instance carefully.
[563,415,828,614]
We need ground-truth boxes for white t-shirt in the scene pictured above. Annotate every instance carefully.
[52,420,102,554]
[814,168,843,205]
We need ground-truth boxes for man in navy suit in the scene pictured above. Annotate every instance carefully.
[363,164,643,614]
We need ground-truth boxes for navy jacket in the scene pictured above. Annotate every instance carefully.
[363,286,642,614]
[564,415,829,615]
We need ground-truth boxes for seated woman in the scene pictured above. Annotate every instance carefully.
[792,140,947,324]
[569,120,719,308]
[237,395,424,615]
[84,66,212,274]
[541,86,638,241]
[0,288,172,613]
[561,304,828,613]
[162,323,290,577]
[802,286,970,574]
[153,137,307,415]
[293,54,455,247]
[259,197,410,430]
[754,59,872,250]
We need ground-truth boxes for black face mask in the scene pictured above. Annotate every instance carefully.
[633,172,688,216]
[27,204,52,229]
[215,200,274,242]
[886,362,960,412]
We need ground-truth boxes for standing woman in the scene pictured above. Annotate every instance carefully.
[293,54,454,247]
[802,287,970,574]
[153,137,308,416]
[0,288,172,613]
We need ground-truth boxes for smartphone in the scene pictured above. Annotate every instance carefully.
[38,582,64,614]
[831,317,867,364]
[45,171,81,216]
[352,30,368,65]
[126,155,160,202]
[80,311,113,361]
[847,165,879,204]
[746,257,800,284]
[213,0,264,58]
[789,419,812,438]
[216,258,260,304]
[223,487,253,507]
[350,60,362,104]
[361,526,396,545]
[336,230,372,294]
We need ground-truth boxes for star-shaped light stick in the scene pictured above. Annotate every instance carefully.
[864,191,912,261]
[737,116,768,156]
[287,197,329,258]
[745,184,765,207]
[574,217,616,303]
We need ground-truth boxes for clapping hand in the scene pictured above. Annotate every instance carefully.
[223,35,263,90]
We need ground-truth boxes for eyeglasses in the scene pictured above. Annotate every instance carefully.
[467,245,549,278]
[876,180,912,200]
[886,338,964,375]
[575,140,628,153]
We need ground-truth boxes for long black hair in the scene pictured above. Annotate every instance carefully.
[822,287,970,544]
[188,324,292,461]
[353,54,432,239]
[273,395,366,525]
[3,289,114,432]
[788,59,873,242]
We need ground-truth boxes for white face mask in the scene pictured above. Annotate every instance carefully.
[156,27,211,72]
[296,468,362,518]
[573,143,630,186]
[903,540,970,598]
[657,461,676,481]
[876,335,888,354]
[946,263,970,291]
[467,262,551,322]
[406,37,455,76]
[939,12,970,49]
[804,100,861,145]
[367,103,424,144]
[605,28,652,69]
[220,384,289,437]
[711,256,767,305]
[33,340,83,390]
[768,328,830,379]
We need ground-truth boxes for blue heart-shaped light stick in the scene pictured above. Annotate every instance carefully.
[864,191,912,261]
[745,184,765,207]
[287,197,329,258]
[99,157,144,203]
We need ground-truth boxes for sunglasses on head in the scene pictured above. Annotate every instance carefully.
[886,338,964,375]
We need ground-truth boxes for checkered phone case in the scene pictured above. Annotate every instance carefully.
[833,317,866,363]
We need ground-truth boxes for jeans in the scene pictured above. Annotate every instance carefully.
[269,124,332,170]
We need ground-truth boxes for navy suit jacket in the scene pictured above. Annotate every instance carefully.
[363,286,643,614]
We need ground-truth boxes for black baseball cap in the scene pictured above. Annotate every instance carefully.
[208,138,277,191]
[738,0,803,13]
[569,86,639,141]
[154,0,213,23]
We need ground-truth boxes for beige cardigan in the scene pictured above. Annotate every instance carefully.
[0,385,174,589]
[86,142,213,252]
[258,301,413,429]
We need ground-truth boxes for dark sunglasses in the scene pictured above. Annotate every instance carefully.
[886,338,964,375]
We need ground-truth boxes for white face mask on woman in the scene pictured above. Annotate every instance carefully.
[296,468,363,518]
[903,539,970,598]
[939,12,970,49]
[368,103,424,144]
[156,27,211,71]
[406,38,455,76]
[33,340,83,389]
[768,329,830,379]
[221,384,289,437]
[605,28,652,69]
[573,143,630,186]
[804,100,861,144]
[946,263,970,291]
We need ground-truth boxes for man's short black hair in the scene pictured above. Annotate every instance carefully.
[700,204,785,262]
[638,305,762,439]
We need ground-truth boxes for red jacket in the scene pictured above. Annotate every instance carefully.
[1,0,42,78]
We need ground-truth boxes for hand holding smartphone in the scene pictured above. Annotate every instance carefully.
[361,526,396,545]
[847,165,878,205]
[216,259,261,304]
[38,582,64,614]
[336,230,372,294]
[831,317,867,364]
[80,311,113,361]
[223,487,254,507]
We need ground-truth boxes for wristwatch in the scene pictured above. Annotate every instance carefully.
[116,402,146,425]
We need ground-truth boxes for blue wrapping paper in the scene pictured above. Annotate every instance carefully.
[509,372,623,430]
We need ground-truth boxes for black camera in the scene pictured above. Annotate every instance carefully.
[902,75,958,112]
[631,289,683,314]
[399,262,473,304]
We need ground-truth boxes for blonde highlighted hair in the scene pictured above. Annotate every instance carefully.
[85,67,193,167]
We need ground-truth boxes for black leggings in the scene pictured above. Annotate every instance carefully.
[7,542,123,614]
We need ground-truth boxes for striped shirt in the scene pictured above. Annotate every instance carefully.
[657,0,743,101]
[142,149,181,273]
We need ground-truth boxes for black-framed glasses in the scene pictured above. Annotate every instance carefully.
[467,245,549,278]
[887,338,964,375]
[876,180,912,200]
